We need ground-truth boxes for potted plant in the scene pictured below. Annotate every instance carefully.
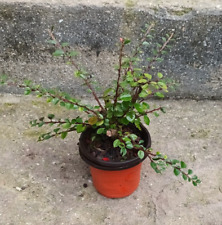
[0,25,200,198]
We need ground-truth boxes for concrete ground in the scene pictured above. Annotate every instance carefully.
[0,93,221,225]
[2,0,222,10]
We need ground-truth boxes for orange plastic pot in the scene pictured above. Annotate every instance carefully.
[79,124,151,198]
[90,163,142,198]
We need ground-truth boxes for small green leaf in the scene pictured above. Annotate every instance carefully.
[96,120,104,126]
[157,72,163,79]
[126,142,133,149]
[65,103,73,110]
[53,128,60,133]
[119,117,129,125]
[188,169,193,175]
[47,40,57,45]
[174,168,180,176]
[138,150,145,159]
[160,107,166,113]
[24,88,31,95]
[181,161,187,169]
[182,174,188,181]
[61,42,69,47]
[124,39,131,45]
[38,121,44,127]
[144,73,152,80]
[76,124,85,133]
[97,128,105,134]
[62,123,71,129]
[120,147,127,156]
[196,179,201,184]
[120,93,132,102]
[129,134,137,141]
[122,137,131,142]
[126,111,135,123]
[139,90,148,98]
[150,161,157,169]
[142,102,150,110]
[103,88,113,97]
[134,118,141,130]
[192,175,198,180]
[47,114,55,120]
[138,79,147,83]
[43,134,51,140]
[76,117,83,123]
[142,41,149,46]
[134,103,144,113]
[144,115,150,125]
[162,37,167,42]
[154,112,159,117]
[155,92,165,98]
[53,49,64,57]
[113,139,121,148]
[51,98,60,105]
[172,159,180,164]
[69,51,78,57]
[192,181,197,186]
[60,101,65,107]
[61,132,68,139]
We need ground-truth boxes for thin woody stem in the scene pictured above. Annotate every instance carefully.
[113,40,125,107]
[20,83,98,116]
[84,79,105,113]
[146,107,162,114]
[147,153,192,179]
[133,23,155,58]
[48,29,105,113]
[40,120,90,126]
[145,32,174,72]
[48,29,80,70]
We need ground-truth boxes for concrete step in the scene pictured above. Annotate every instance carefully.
[0,0,222,99]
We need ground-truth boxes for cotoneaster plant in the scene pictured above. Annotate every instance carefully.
[0,24,201,186]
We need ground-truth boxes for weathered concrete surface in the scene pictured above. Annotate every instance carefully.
[0,0,222,99]
[0,94,221,225]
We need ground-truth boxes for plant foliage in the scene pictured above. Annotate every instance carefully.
[0,24,200,186]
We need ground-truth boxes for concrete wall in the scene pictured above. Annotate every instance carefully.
[0,1,222,99]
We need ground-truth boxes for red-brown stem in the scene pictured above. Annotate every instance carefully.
[42,120,89,126]
[146,107,162,114]
[145,32,174,72]
[145,150,193,180]
[133,23,155,58]
[113,40,125,107]
[84,79,105,113]
[48,29,104,113]
[48,29,80,70]
[20,83,98,116]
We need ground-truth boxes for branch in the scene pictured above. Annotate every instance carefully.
[84,78,105,113]
[146,107,162,114]
[23,83,98,116]
[145,150,201,186]
[48,29,80,70]
[48,29,105,113]
[133,23,155,58]
[145,32,174,72]
[113,40,125,107]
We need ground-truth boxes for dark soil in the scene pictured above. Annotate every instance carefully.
[87,126,145,162]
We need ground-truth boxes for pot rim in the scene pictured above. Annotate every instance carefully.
[79,124,151,171]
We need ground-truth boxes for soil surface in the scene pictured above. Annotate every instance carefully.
[0,94,222,225]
